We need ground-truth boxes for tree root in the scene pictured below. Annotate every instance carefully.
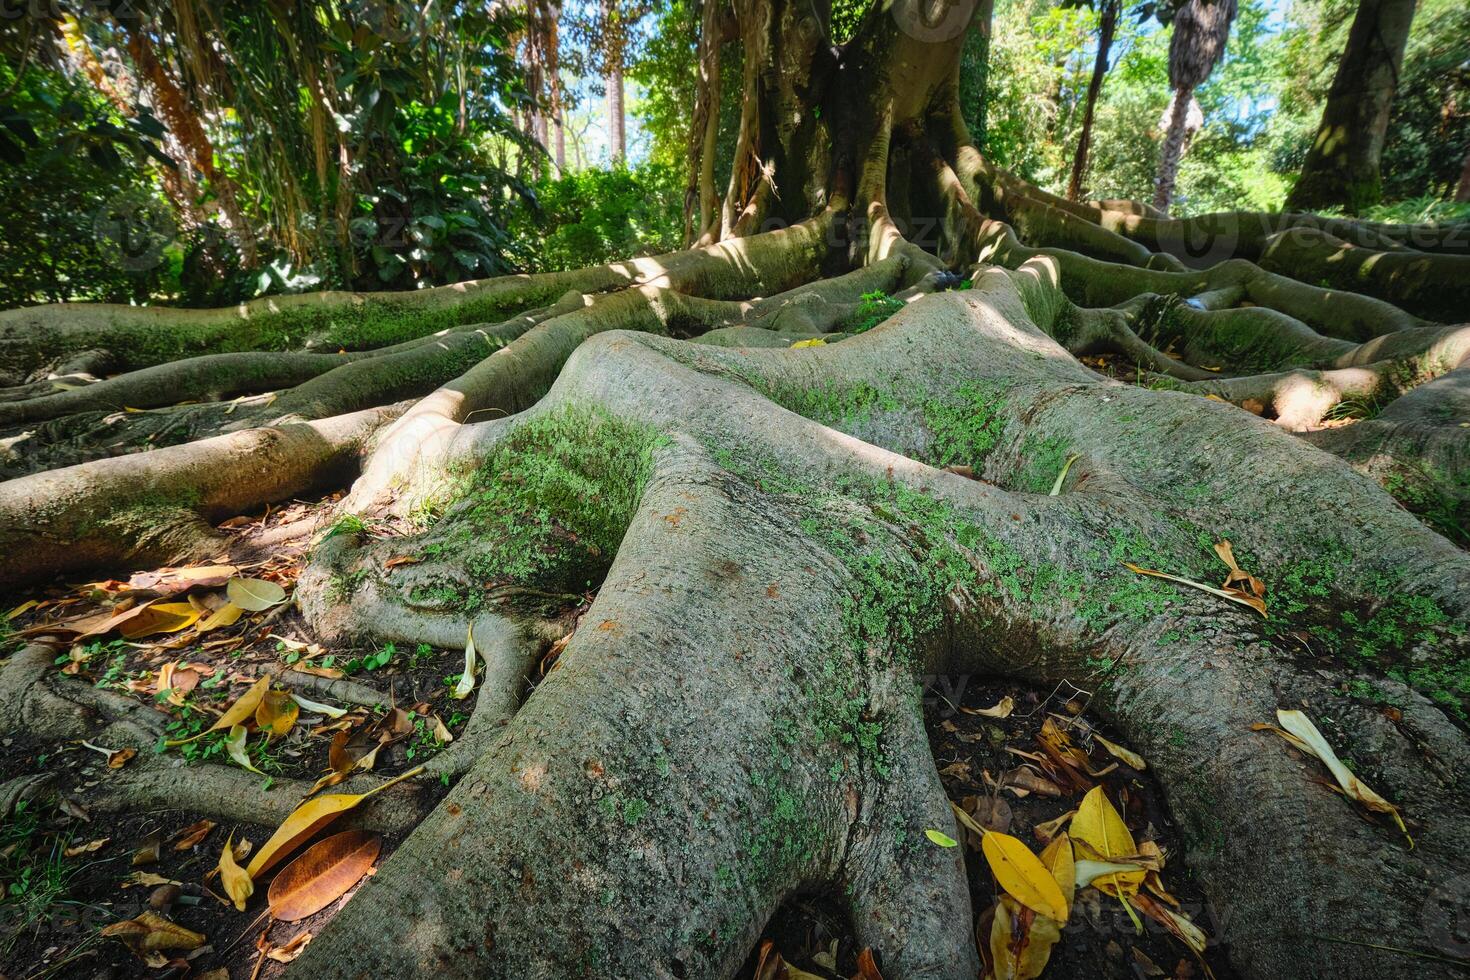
[0,403,402,588]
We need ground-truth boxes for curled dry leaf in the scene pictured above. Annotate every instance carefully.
[224,725,264,774]
[1001,767,1063,798]
[1270,709,1411,846]
[218,833,254,912]
[1130,892,1210,955]
[1032,809,1076,846]
[751,939,829,980]
[127,564,238,594]
[1213,539,1265,600]
[165,675,270,746]
[246,767,423,879]
[172,819,216,850]
[1122,562,1267,618]
[63,838,108,858]
[309,731,383,795]
[961,695,1015,719]
[226,576,287,612]
[80,739,135,768]
[266,928,314,963]
[156,661,202,706]
[99,912,205,955]
[132,836,161,866]
[980,830,1070,922]
[854,947,885,980]
[452,623,478,700]
[1091,733,1147,770]
[267,830,382,922]
[290,693,348,719]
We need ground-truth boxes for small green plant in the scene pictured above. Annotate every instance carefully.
[321,514,370,541]
[0,801,91,957]
[847,290,904,334]
[344,643,395,674]
[404,711,453,761]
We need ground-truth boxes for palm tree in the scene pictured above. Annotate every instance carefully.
[1151,0,1237,212]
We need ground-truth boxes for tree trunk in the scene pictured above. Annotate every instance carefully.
[1455,142,1470,202]
[549,7,567,173]
[3,1,1470,978]
[607,62,626,165]
[1152,85,1193,212]
[603,0,628,167]
[1286,0,1418,214]
[1066,0,1118,202]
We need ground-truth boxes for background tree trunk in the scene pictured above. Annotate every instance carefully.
[1067,0,1118,202]
[1152,85,1193,211]
[1286,0,1417,214]
[603,0,628,166]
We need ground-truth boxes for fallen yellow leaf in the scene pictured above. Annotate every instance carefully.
[218,834,253,912]
[165,676,271,746]
[1070,786,1145,898]
[118,601,201,638]
[255,690,299,738]
[980,830,1070,922]
[197,602,245,633]
[246,767,423,879]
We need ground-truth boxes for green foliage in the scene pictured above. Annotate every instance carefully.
[513,164,682,272]
[0,66,175,309]
[351,95,532,289]
[974,0,1467,214]
[845,290,905,334]
[0,801,92,957]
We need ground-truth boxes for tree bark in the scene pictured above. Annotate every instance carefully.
[1066,0,1117,202]
[1152,85,1193,212]
[603,0,628,166]
[1286,0,1418,214]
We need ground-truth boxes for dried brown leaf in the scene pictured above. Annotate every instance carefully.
[267,830,381,922]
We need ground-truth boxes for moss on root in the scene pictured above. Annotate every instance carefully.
[30,289,556,374]
[414,405,665,607]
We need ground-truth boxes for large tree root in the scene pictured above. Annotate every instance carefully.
[0,403,401,588]
[261,265,1470,977]
[4,265,1467,977]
